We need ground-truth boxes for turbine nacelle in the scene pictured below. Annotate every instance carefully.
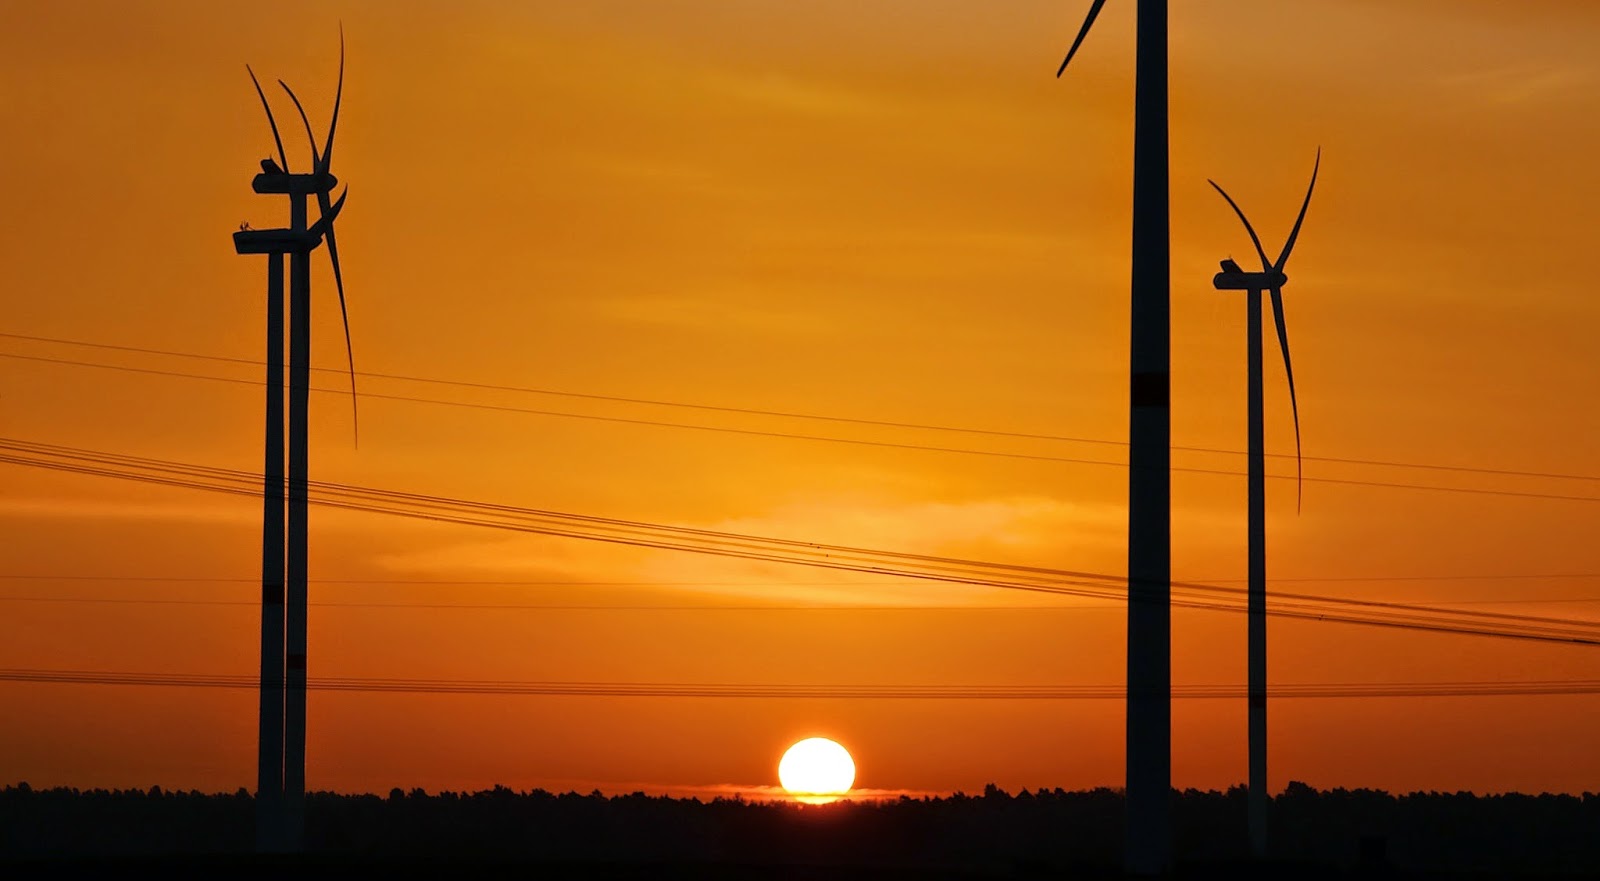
[1214,268,1287,291]
[232,227,323,255]
[251,170,339,197]
[232,186,347,255]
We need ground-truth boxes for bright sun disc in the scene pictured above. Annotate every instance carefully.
[778,737,855,803]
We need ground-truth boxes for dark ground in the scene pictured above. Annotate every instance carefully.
[4,855,1597,881]
[3,782,1598,878]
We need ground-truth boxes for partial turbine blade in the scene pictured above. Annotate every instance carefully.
[1274,147,1322,273]
[1056,0,1107,77]
[301,185,356,443]
[319,190,358,446]
[318,26,352,442]
[320,24,344,175]
[1269,288,1303,512]
[278,81,322,170]
[306,185,348,239]
[247,65,289,173]
[1208,180,1273,273]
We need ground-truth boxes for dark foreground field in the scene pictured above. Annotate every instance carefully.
[4,783,1598,879]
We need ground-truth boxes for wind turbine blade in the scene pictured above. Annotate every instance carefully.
[307,186,348,238]
[301,183,356,442]
[247,65,289,173]
[317,25,352,443]
[1269,288,1303,512]
[278,80,322,170]
[1274,147,1321,273]
[320,25,344,175]
[319,190,357,446]
[1208,180,1273,273]
[1056,0,1107,77]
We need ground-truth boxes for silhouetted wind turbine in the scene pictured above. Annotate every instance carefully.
[1209,148,1319,860]
[1056,2,1172,872]
[233,32,354,853]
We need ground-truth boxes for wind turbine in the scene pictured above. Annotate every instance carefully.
[233,31,355,852]
[1056,2,1172,872]
[1209,148,1319,859]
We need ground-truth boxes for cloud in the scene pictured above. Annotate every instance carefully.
[368,492,1127,608]
[701,70,892,119]
[370,530,649,582]
[589,288,835,337]
[1436,64,1593,105]
[0,495,254,525]
[701,494,1123,559]
[513,777,943,803]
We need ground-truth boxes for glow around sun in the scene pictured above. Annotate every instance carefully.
[778,737,856,803]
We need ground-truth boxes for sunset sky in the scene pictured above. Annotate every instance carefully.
[2,0,1599,799]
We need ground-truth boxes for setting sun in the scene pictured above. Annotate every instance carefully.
[778,737,856,804]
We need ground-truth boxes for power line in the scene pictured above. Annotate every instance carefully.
[2,575,1596,607]
[7,572,1600,596]
[3,594,1590,611]
[0,575,992,586]
[0,436,1574,626]
[0,595,1120,612]
[1201,573,1600,584]
[9,349,1600,505]
[4,667,1600,700]
[4,436,1599,646]
[13,329,1600,488]
[9,329,1600,486]
[0,351,1152,467]
[10,435,1597,636]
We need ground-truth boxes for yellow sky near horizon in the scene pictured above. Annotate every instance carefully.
[1,1,1599,798]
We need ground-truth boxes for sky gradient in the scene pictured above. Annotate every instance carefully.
[1,0,1599,798]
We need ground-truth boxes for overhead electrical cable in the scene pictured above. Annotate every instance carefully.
[3,437,1599,646]
[6,343,1600,504]
[4,667,1599,700]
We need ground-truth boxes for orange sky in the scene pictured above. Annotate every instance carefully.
[2,0,1599,798]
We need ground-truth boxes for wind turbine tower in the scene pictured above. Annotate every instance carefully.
[233,33,355,852]
[1055,3,1171,872]
[1209,149,1320,858]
